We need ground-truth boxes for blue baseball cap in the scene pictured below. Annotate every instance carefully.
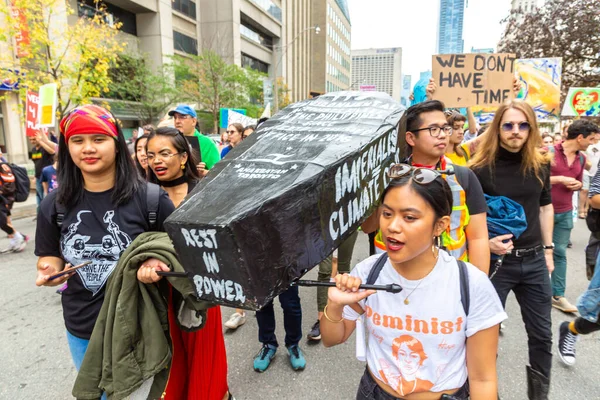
[168,105,197,118]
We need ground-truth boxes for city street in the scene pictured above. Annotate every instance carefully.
[1,216,598,399]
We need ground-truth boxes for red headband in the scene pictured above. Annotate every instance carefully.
[60,104,118,142]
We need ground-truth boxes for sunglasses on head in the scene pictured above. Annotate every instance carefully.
[387,163,454,185]
[501,122,531,132]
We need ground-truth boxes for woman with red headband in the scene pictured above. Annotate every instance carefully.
[33,105,175,375]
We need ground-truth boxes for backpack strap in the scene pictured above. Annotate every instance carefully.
[55,201,67,228]
[457,260,470,316]
[146,183,160,231]
[366,253,389,285]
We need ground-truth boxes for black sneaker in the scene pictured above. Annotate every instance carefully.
[567,240,573,248]
[557,321,577,366]
[307,320,321,341]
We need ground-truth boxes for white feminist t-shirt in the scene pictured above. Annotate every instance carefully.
[343,250,506,396]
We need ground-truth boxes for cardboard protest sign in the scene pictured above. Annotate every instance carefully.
[561,87,600,117]
[432,53,516,108]
[38,83,58,127]
[471,57,562,124]
[165,92,404,310]
[25,91,39,137]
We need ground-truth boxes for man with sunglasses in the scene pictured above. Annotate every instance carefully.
[549,120,599,313]
[168,105,220,177]
[363,100,490,274]
[469,101,554,399]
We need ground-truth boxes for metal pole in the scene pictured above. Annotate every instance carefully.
[273,46,279,114]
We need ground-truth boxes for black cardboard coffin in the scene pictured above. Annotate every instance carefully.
[164,92,405,310]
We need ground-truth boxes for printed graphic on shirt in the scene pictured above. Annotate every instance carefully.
[31,150,42,160]
[61,210,132,295]
[378,335,434,396]
[365,305,463,395]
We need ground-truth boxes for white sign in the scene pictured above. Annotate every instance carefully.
[228,110,257,128]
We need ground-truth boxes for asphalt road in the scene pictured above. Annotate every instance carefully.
[1,217,599,399]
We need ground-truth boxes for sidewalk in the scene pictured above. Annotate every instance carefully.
[11,193,37,220]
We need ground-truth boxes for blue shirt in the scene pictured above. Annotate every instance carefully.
[41,165,58,193]
[220,146,232,158]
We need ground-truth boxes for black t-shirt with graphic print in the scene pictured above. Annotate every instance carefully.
[35,184,175,339]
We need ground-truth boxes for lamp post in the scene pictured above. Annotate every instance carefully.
[272,25,320,114]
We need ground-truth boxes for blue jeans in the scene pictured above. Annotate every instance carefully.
[552,211,574,297]
[66,331,107,400]
[256,285,302,348]
[35,177,44,214]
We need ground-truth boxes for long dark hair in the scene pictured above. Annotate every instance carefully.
[56,111,142,208]
[146,127,200,185]
[381,174,453,221]
[133,135,149,179]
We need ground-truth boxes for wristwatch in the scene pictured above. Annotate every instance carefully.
[543,243,555,250]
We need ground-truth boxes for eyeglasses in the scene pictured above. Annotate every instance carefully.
[146,152,182,162]
[226,130,238,134]
[387,163,454,184]
[501,122,530,132]
[411,125,453,137]
[172,114,191,121]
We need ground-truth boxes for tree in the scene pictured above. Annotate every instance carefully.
[107,54,179,124]
[0,0,123,119]
[498,0,600,105]
[174,50,266,132]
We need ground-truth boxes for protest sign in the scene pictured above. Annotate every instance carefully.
[561,87,600,117]
[25,91,39,137]
[228,109,257,127]
[432,53,516,108]
[471,57,562,124]
[165,92,405,310]
[219,108,246,129]
[38,83,58,127]
[516,58,562,121]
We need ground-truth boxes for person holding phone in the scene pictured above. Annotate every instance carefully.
[34,105,175,376]
[321,166,506,400]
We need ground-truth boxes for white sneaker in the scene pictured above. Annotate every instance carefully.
[224,312,246,330]
[8,232,27,253]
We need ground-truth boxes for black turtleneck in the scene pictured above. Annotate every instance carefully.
[471,146,551,249]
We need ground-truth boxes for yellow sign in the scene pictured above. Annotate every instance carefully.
[38,83,57,127]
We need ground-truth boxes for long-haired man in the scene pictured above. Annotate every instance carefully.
[470,100,554,400]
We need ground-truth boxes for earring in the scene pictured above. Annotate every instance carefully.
[181,163,185,170]
[432,236,440,258]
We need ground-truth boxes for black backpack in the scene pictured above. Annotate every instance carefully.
[7,163,30,202]
[366,253,470,316]
[55,182,160,230]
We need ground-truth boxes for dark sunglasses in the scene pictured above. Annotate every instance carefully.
[226,130,239,134]
[501,122,530,132]
[387,163,454,184]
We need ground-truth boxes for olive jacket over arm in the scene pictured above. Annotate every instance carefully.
[72,232,212,400]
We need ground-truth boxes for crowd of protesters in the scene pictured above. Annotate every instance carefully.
[5,75,595,400]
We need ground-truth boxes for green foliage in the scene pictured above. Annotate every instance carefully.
[173,50,267,132]
[499,0,600,105]
[107,54,178,124]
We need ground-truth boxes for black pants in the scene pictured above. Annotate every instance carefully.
[574,317,600,335]
[356,369,469,400]
[491,250,552,378]
[0,197,14,235]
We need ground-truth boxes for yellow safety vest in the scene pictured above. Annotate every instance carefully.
[373,164,470,260]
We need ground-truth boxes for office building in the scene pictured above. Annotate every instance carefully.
[351,48,402,102]
[311,0,351,94]
[511,0,541,13]
[437,0,465,54]
[0,0,320,162]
